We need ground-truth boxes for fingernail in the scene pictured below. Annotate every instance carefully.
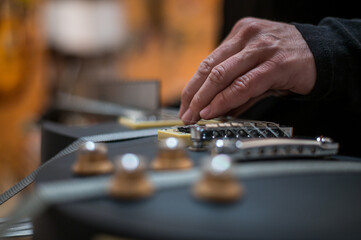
[200,106,211,119]
[181,108,193,124]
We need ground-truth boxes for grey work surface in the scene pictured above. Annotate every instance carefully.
[34,122,361,240]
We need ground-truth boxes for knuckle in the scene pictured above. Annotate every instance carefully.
[208,65,226,85]
[198,57,213,76]
[218,42,233,53]
[232,19,244,31]
[181,88,192,102]
[255,34,280,49]
[242,20,261,36]
[190,93,203,110]
[272,51,288,65]
[241,47,254,59]
[217,91,229,107]
[236,17,255,27]
[263,59,279,70]
[261,33,280,42]
[232,17,256,34]
[233,74,252,93]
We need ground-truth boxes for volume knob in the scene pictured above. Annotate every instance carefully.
[193,154,243,203]
[72,141,114,175]
[109,154,154,199]
[152,137,193,170]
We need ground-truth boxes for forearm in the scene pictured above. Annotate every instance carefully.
[294,18,361,110]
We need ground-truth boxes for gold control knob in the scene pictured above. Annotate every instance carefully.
[193,154,243,203]
[152,137,193,171]
[109,153,154,199]
[72,141,114,175]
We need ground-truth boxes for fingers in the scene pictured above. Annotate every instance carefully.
[183,47,261,123]
[182,41,278,124]
[179,17,317,123]
[178,56,215,118]
[199,61,278,119]
[178,18,259,120]
[179,40,244,119]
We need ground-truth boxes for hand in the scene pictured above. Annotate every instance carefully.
[179,17,316,124]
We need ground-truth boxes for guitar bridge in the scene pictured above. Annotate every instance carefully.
[188,120,293,151]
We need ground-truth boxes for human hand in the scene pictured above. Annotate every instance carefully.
[179,17,316,124]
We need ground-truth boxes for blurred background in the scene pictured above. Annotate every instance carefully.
[0,0,222,215]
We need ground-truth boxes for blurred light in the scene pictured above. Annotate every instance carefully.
[84,141,96,151]
[165,137,178,149]
[235,141,243,149]
[42,0,127,56]
[210,154,231,173]
[215,139,224,148]
[121,153,140,171]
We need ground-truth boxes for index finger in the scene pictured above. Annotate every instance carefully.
[187,46,263,121]
[179,37,245,119]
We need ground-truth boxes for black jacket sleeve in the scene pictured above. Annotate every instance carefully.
[293,18,361,112]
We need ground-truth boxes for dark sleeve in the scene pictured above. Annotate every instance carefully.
[293,18,361,112]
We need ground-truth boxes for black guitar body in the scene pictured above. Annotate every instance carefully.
[34,121,361,240]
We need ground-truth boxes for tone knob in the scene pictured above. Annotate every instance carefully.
[193,154,243,203]
[151,137,193,170]
[109,153,154,199]
[72,141,114,175]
